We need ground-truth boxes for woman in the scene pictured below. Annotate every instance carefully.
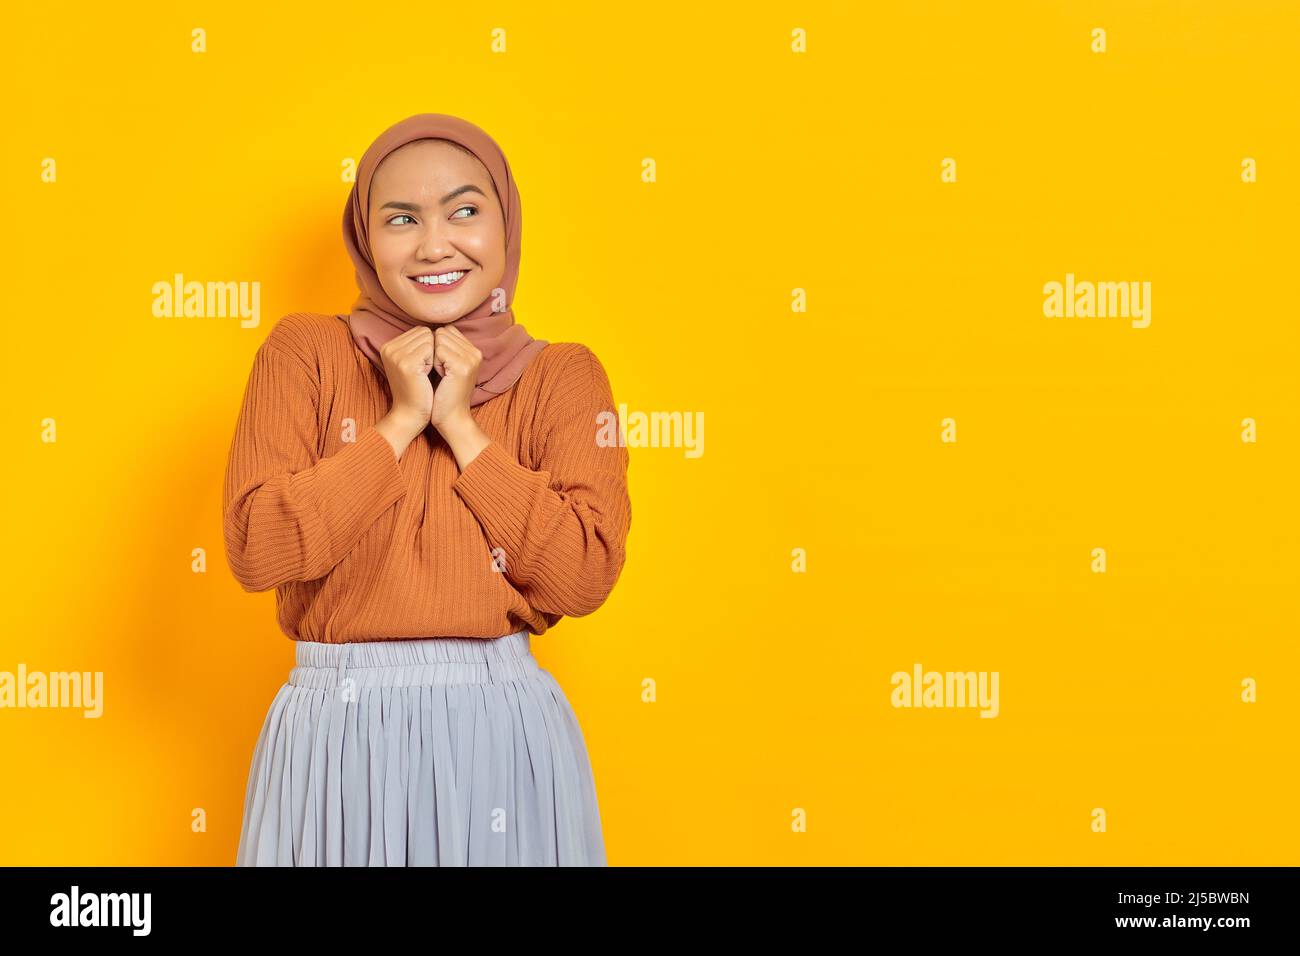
[222,113,631,866]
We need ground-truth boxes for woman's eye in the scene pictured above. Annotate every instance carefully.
[389,214,416,225]
[452,206,477,220]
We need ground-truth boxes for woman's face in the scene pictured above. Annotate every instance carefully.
[367,139,506,326]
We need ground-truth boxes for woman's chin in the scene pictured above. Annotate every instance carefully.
[402,298,461,325]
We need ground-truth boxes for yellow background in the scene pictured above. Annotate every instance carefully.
[2,0,1296,865]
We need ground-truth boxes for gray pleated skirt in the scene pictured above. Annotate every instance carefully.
[235,630,606,866]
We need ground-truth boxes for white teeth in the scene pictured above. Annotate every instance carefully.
[415,271,465,285]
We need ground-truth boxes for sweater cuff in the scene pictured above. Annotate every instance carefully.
[450,439,548,561]
[296,425,408,557]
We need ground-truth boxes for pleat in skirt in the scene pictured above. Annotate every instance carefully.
[235,630,606,866]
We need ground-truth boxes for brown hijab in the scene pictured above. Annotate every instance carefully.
[341,113,547,407]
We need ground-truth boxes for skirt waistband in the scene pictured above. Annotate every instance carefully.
[289,630,537,689]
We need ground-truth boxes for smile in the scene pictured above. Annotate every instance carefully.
[408,270,470,293]
[408,269,469,292]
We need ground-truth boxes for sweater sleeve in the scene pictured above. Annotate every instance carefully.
[451,346,631,617]
[222,338,408,592]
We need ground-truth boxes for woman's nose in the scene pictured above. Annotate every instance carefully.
[415,221,453,258]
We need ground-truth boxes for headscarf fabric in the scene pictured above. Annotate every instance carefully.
[341,113,547,407]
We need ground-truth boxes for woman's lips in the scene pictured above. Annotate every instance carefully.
[408,269,470,294]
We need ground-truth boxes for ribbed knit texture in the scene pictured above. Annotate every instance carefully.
[222,312,631,643]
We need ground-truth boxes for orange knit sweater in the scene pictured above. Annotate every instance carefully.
[221,312,631,643]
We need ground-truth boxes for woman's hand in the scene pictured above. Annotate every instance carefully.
[376,326,435,455]
[429,325,483,431]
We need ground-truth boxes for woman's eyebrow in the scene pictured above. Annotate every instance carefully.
[379,185,487,212]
